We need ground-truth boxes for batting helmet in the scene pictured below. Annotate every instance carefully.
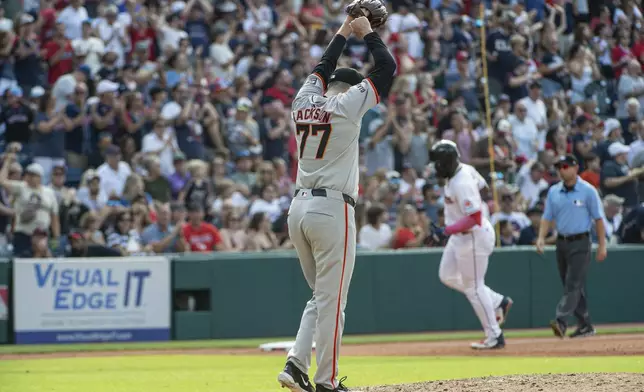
[430,140,460,179]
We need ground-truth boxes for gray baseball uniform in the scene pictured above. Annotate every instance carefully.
[285,31,395,391]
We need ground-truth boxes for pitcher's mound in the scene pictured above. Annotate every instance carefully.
[363,373,644,392]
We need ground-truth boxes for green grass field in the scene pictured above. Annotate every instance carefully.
[1,326,643,392]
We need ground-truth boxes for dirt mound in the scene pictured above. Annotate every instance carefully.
[362,373,644,392]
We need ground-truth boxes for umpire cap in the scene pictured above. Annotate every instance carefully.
[329,68,364,86]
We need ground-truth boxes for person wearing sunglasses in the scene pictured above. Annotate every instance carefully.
[537,154,607,340]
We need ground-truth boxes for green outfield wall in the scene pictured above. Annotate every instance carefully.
[1,247,642,344]
[0,259,10,344]
[172,246,644,340]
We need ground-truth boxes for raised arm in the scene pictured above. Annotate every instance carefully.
[309,17,354,88]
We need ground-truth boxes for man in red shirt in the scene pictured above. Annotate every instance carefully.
[265,69,295,107]
[44,22,74,85]
[182,204,226,252]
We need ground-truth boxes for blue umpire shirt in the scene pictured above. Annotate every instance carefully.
[543,177,604,236]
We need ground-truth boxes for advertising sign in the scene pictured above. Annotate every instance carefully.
[13,257,171,344]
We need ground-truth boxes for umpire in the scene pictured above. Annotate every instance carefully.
[536,155,607,339]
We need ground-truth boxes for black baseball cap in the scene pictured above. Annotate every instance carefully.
[554,155,579,168]
[329,68,364,87]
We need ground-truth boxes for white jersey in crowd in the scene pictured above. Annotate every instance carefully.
[443,164,491,227]
[291,73,379,200]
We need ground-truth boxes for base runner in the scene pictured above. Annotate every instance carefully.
[277,15,395,392]
[430,140,513,350]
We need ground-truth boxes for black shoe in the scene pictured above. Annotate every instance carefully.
[550,319,567,339]
[569,324,596,338]
[316,376,355,392]
[277,361,315,392]
[496,296,513,326]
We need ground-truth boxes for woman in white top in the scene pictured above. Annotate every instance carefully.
[358,204,392,250]
[568,44,601,104]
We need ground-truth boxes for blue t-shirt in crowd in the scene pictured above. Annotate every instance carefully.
[12,39,44,88]
[65,103,85,154]
[185,18,209,56]
[33,112,65,158]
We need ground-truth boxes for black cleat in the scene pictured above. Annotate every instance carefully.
[496,296,513,326]
[316,377,359,392]
[569,324,596,338]
[550,319,567,338]
[278,361,315,392]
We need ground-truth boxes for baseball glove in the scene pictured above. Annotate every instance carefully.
[345,0,389,29]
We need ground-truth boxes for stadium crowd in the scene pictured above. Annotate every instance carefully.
[0,0,643,258]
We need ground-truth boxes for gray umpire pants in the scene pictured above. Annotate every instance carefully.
[286,189,357,391]
[555,235,592,327]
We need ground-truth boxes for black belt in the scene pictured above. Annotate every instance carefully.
[557,232,589,241]
[294,189,356,208]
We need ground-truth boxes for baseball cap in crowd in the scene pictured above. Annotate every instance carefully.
[161,101,182,120]
[498,94,510,103]
[170,1,187,13]
[236,97,253,112]
[77,64,92,79]
[30,86,45,98]
[20,13,35,25]
[455,51,469,62]
[105,4,118,15]
[235,150,252,160]
[96,80,119,95]
[25,163,44,177]
[603,118,621,138]
[249,145,263,156]
[608,142,630,157]
[529,80,542,89]
[9,86,23,97]
[211,78,231,93]
[554,155,579,168]
[173,151,187,161]
[0,19,11,32]
[575,114,590,127]
[496,119,511,133]
[85,169,99,181]
[604,194,625,206]
[170,201,186,212]
[626,97,640,108]
[105,145,121,156]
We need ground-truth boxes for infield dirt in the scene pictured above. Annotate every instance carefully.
[363,373,644,392]
[1,333,643,360]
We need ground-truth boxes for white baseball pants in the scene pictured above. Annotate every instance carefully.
[439,222,503,340]
[286,190,357,391]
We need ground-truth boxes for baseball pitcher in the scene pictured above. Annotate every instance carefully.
[277,10,395,392]
[430,140,513,350]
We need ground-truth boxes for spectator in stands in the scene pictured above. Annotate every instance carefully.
[498,220,517,247]
[106,210,144,255]
[79,211,106,245]
[601,143,644,210]
[33,91,66,184]
[580,153,601,189]
[358,203,392,250]
[68,230,121,257]
[244,211,279,251]
[491,186,531,233]
[618,203,644,243]
[141,202,186,254]
[97,145,132,198]
[219,211,246,251]
[517,161,549,208]
[0,156,59,256]
[144,156,171,203]
[392,204,425,249]
[29,228,53,258]
[602,194,625,244]
[182,203,225,252]
[509,100,539,161]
